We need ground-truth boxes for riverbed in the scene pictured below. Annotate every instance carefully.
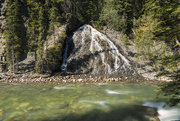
[0,82,179,121]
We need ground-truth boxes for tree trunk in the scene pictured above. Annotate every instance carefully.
[12,45,15,74]
[35,51,37,70]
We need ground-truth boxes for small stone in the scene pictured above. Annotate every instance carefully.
[149,117,160,121]
[63,80,66,83]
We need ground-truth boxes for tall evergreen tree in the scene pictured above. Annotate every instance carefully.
[27,1,49,73]
[27,0,39,57]
[36,4,49,73]
[47,0,64,34]
[156,54,180,107]
[100,0,139,32]
[4,0,24,73]
[144,0,180,106]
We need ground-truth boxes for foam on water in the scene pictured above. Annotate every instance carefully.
[106,89,137,95]
[97,83,108,86]
[79,100,108,106]
[143,101,180,121]
[54,86,76,90]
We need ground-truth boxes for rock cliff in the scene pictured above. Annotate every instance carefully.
[0,0,6,72]
[61,24,137,77]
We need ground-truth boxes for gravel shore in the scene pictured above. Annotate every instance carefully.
[0,72,163,84]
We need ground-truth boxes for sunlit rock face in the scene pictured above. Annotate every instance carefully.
[61,24,137,76]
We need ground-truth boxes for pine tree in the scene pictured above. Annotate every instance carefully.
[48,0,63,34]
[156,54,180,107]
[4,0,24,73]
[27,1,48,73]
[27,0,39,59]
[36,4,49,73]
[144,0,180,106]
[100,0,121,30]
[100,0,137,31]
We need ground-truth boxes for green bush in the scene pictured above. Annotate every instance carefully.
[120,32,130,46]
[47,43,63,65]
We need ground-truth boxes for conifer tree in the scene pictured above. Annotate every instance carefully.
[100,0,136,31]
[156,54,180,107]
[27,0,39,59]
[27,1,47,73]
[48,0,63,34]
[100,0,121,30]
[144,0,180,106]
[36,4,49,73]
[4,0,24,73]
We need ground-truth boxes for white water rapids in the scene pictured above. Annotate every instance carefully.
[61,24,136,75]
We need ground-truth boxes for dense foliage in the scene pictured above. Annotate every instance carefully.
[2,0,180,106]
[143,0,180,107]
[156,54,180,107]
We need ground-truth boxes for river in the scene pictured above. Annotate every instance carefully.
[0,82,179,121]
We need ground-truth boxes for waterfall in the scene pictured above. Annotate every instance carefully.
[61,24,136,75]
[61,37,72,72]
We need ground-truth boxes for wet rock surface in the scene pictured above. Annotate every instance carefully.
[61,25,138,77]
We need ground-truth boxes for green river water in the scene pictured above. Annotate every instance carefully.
[0,82,179,121]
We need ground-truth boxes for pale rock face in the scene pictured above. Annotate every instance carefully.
[61,24,137,76]
[0,0,6,56]
[0,0,6,72]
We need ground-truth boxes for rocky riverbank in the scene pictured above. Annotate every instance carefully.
[0,72,163,84]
